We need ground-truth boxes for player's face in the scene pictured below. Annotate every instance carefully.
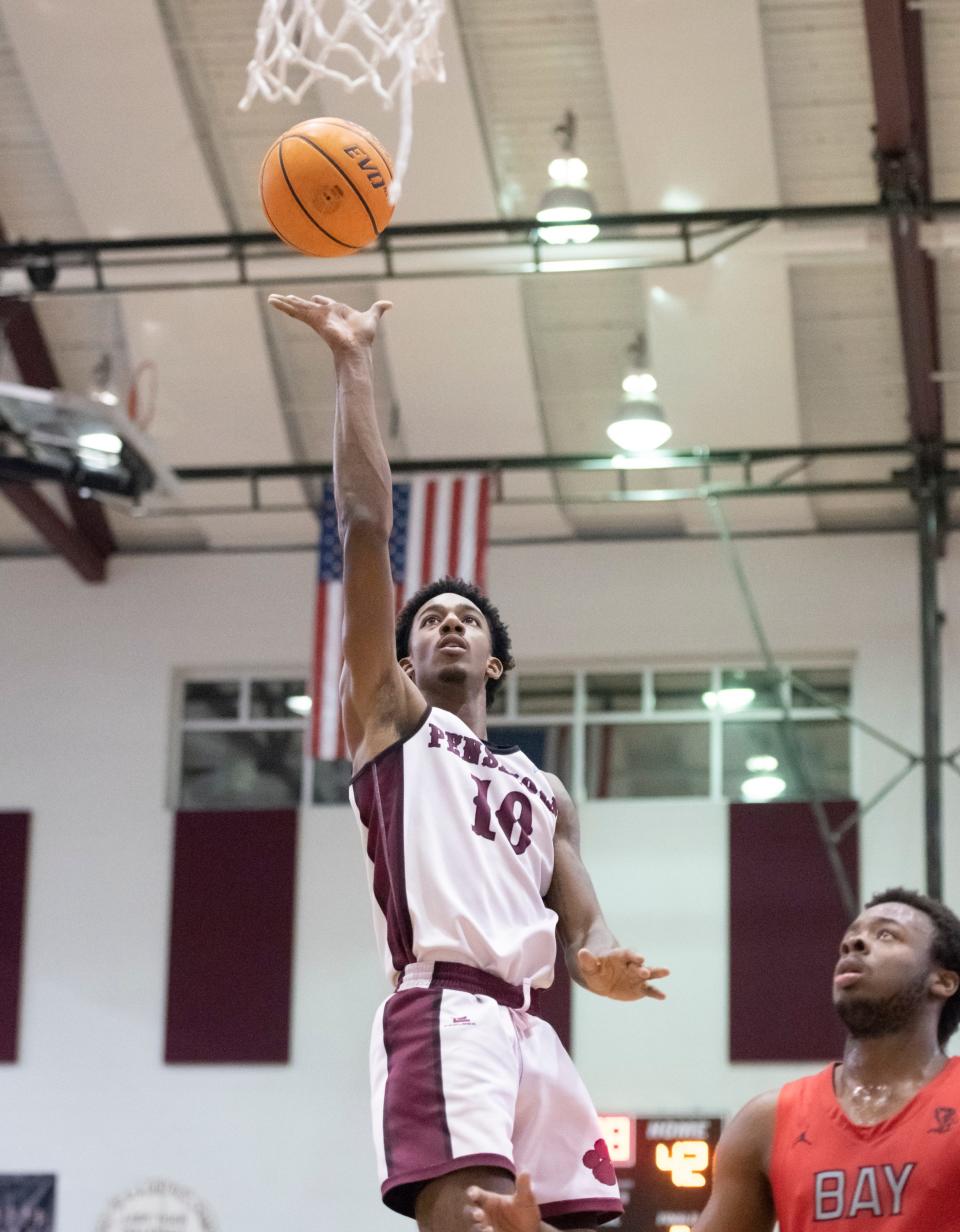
[406,593,498,702]
[832,902,937,1036]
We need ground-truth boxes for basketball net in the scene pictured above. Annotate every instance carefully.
[239,0,446,204]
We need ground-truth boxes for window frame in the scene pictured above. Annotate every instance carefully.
[170,660,854,809]
[487,661,854,804]
[169,667,311,811]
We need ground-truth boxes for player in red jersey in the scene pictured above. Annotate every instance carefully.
[269,293,669,1232]
[466,887,960,1232]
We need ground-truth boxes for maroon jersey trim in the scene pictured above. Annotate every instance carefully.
[353,744,415,972]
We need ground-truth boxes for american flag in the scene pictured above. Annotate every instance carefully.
[310,473,491,760]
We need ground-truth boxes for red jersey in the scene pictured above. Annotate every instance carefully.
[770,1058,960,1229]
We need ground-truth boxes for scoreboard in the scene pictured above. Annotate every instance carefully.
[598,1115,723,1231]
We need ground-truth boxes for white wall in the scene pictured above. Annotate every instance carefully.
[0,531,956,1228]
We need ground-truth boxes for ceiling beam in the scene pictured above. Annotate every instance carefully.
[0,482,107,582]
[864,0,942,445]
[0,292,116,581]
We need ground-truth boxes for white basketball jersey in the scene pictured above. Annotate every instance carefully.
[349,706,560,988]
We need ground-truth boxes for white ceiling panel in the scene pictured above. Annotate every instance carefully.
[758,0,874,204]
[924,3,960,199]
[117,287,292,468]
[790,260,907,445]
[647,238,815,532]
[1,0,226,235]
[490,502,574,543]
[599,0,780,211]
[195,509,319,549]
[105,510,207,552]
[0,5,83,241]
[381,276,546,458]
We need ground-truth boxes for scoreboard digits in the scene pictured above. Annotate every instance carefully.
[598,1115,722,1231]
[654,1139,710,1188]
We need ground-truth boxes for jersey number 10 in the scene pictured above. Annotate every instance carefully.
[470,776,533,856]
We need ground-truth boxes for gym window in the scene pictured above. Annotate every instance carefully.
[172,673,309,810]
[171,665,851,809]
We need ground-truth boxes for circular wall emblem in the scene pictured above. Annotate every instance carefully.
[96,1180,217,1232]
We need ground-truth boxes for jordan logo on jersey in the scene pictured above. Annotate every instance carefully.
[814,1163,914,1220]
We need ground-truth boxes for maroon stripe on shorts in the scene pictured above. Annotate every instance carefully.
[353,745,415,972]
[382,987,452,1177]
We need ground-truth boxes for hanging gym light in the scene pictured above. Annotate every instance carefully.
[536,111,599,245]
[606,332,672,452]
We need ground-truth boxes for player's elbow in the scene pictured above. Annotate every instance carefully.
[339,507,391,545]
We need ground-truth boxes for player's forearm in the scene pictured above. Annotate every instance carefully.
[333,344,392,536]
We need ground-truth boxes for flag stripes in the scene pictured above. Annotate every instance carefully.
[311,474,490,760]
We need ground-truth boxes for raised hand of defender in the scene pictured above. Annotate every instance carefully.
[267,293,392,352]
[466,1173,541,1232]
[577,947,669,1002]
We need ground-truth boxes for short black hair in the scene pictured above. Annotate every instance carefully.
[864,887,960,1047]
[395,576,515,706]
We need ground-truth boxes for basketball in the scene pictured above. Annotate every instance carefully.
[259,117,395,258]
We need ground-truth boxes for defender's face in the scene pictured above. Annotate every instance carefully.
[405,592,499,699]
[832,902,935,1008]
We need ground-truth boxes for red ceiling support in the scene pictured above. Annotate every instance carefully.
[863,0,942,445]
[0,482,107,582]
[0,275,116,581]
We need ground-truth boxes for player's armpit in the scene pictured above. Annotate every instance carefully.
[692,1093,777,1232]
[340,520,425,762]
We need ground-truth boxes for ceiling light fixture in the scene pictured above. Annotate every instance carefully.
[77,431,123,454]
[621,332,658,397]
[89,353,120,408]
[740,773,787,802]
[606,392,672,452]
[745,754,779,773]
[702,686,756,714]
[536,110,599,246]
[286,694,313,716]
[607,331,671,452]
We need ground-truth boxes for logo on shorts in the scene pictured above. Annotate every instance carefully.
[582,1138,617,1186]
[450,1015,475,1026]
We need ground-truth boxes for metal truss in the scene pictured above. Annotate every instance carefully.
[2,200,960,296]
[145,440,954,518]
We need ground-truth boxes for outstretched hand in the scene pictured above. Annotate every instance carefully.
[267,293,392,353]
[577,947,669,1001]
[466,1173,541,1232]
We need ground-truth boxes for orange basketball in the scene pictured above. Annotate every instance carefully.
[259,117,395,258]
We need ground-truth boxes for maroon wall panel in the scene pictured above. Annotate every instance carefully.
[166,809,297,1063]
[729,801,859,1062]
[0,813,29,1062]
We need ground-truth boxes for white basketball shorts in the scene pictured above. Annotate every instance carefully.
[368,961,623,1226]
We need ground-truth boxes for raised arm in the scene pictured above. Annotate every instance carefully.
[466,1096,777,1232]
[543,773,668,1000]
[268,294,425,765]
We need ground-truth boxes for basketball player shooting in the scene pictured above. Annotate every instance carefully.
[466,888,960,1232]
[268,292,669,1231]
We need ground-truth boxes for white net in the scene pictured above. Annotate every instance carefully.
[239,0,447,203]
